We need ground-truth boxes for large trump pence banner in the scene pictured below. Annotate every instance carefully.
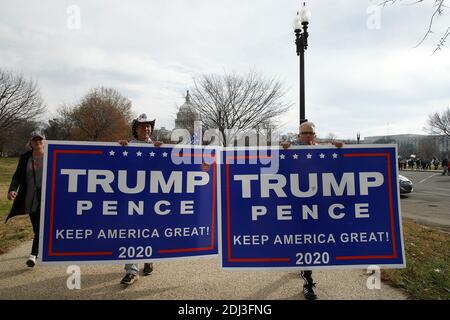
[40,142,405,270]
[39,142,218,263]
[219,146,405,270]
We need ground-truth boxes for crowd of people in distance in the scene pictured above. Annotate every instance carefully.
[398,156,450,175]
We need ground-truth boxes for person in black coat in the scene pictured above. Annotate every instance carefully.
[281,122,343,300]
[6,131,45,268]
[442,157,449,175]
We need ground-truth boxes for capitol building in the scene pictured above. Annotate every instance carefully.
[153,90,200,143]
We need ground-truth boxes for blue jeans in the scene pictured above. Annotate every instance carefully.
[124,263,139,275]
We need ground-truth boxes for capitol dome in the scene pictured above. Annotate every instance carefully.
[175,90,200,133]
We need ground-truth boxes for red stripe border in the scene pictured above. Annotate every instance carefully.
[226,155,290,263]
[49,149,112,257]
[335,152,398,260]
[48,149,217,258]
[158,153,217,254]
[225,151,399,265]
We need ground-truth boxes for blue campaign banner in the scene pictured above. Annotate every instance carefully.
[39,141,218,264]
[219,145,406,270]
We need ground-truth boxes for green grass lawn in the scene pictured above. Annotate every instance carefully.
[0,157,33,254]
[0,157,18,217]
[382,219,450,300]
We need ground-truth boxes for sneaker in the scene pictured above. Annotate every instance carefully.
[120,273,138,285]
[303,282,318,300]
[301,271,318,300]
[143,263,153,276]
[26,255,36,268]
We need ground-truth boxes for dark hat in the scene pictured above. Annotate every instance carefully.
[132,113,155,138]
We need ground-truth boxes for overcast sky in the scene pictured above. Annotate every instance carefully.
[1,0,449,140]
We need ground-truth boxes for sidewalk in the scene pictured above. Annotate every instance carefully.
[399,168,443,173]
[0,241,408,300]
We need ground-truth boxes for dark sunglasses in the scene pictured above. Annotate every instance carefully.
[300,132,315,135]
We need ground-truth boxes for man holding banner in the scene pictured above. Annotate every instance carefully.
[118,113,162,285]
[282,121,343,300]
[39,121,219,284]
[221,122,404,299]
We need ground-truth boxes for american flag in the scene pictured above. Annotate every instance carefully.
[191,124,202,145]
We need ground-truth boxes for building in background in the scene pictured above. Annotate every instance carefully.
[175,90,200,136]
[151,90,201,144]
[363,134,449,159]
[153,126,172,143]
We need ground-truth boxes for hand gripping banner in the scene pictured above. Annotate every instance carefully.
[219,145,405,270]
[39,142,218,264]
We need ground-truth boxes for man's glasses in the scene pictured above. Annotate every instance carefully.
[300,132,315,135]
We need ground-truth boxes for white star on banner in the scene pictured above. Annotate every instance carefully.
[293,154,298,159]
[280,154,285,160]
[149,152,155,157]
[333,153,338,159]
[306,153,312,159]
[109,150,115,156]
[162,152,168,157]
[122,151,128,156]
[320,153,325,159]
[136,151,142,157]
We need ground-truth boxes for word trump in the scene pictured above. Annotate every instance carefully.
[60,169,211,216]
[234,172,384,198]
[234,172,385,222]
[61,169,210,193]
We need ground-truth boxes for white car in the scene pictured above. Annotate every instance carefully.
[399,174,413,194]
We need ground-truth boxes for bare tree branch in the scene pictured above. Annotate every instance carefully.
[432,26,450,53]
[190,71,292,146]
[414,0,446,48]
[379,0,449,53]
[0,69,46,132]
[425,107,450,139]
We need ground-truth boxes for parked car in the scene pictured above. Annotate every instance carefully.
[399,174,413,194]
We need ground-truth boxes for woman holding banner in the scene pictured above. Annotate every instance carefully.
[118,113,163,285]
[6,131,46,268]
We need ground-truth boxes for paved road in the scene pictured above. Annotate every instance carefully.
[0,241,407,300]
[399,171,450,232]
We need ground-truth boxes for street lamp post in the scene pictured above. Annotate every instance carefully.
[293,2,311,126]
